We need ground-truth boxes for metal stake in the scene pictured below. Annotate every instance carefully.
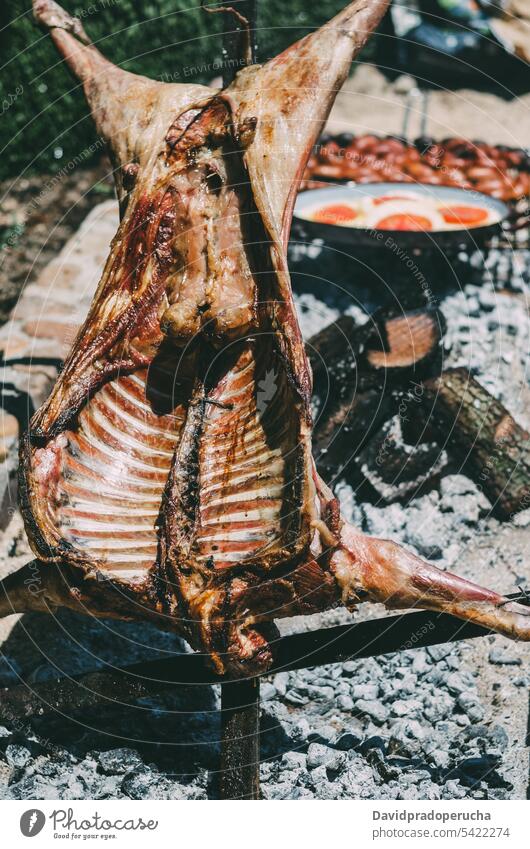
[219,677,260,799]
[2,597,529,724]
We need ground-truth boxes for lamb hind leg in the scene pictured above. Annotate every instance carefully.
[333,524,530,640]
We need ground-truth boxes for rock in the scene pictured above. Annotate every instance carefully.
[351,683,379,701]
[398,674,418,696]
[442,779,467,799]
[355,700,389,725]
[262,781,294,800]
[391,699,423,718]
[418,780,442,800]
[489,725,509,749]
[6,775,58,799]
[315,779,342,799]
[366,747,400,782]
[97,749,143,775]
[309,724,338,745]
[260,683,276,701]
[398,786,421,800]
[447,496,480,524]
[430,749,450,769]
[459,755,501,782]
[403,769,432,785]
[423,692,454,723]
[512,509,530,527]
[411,653,430,675]
[457,693,485,723]
[388,720,425,757]
[121,766,157,799]
[306,684,334,701]
[290,718,310,744]
[5,744,31,769]
[284,690,308,706]
[393,74,417,94]
[488,647,522,666]
[445,672,471,695]
[307,743,335,770]
[273,672,289,697]
[281,751,306,770]
[426,644,453,663]
[337,694,354,711]
[0,759,14,785]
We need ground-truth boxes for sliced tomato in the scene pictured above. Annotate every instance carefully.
[441,205,489,226]
[375,213,433,231]
[313,204,358,225]
[373,195,416,205]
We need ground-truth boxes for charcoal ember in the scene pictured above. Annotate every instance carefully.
[359,735,387,756]
[455,756,510,790]
[97,748,143,775]
[335,731,363,751]
[388,720,426,757]
[309,306,445,480]
[366,747,401,781]
[355,700,389,725]
[4,743,31,769]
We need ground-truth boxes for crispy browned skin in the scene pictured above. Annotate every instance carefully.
[7,0,530,676]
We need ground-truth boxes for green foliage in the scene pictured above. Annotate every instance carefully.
[0,0,348,180]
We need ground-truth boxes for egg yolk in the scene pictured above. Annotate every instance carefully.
[441,205,489,225]
[313,204,358,225]
[375,213,433,231]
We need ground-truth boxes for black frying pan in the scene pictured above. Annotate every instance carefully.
[292,182,510,252]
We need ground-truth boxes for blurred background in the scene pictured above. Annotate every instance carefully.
[1,1,530,180]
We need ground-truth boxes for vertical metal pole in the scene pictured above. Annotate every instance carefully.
[218,0,260,800]
[220,677,260,799]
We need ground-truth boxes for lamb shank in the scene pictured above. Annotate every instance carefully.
[3,0,529,676]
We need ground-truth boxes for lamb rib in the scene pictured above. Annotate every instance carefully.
[4,0,529,676]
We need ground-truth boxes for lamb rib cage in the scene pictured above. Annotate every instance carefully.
[4,0,530,677]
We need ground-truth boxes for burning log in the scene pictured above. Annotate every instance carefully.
[406,368,530,519]
[308,308,444,478]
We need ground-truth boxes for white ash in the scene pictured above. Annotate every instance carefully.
[1,251,529,801]
[441,282,530,429]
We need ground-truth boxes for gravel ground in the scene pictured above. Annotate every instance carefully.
[0,200,529,800]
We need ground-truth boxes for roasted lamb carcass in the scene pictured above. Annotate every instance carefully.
[3,0,529,677]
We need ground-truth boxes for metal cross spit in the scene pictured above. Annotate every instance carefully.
[1,602,527,799]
